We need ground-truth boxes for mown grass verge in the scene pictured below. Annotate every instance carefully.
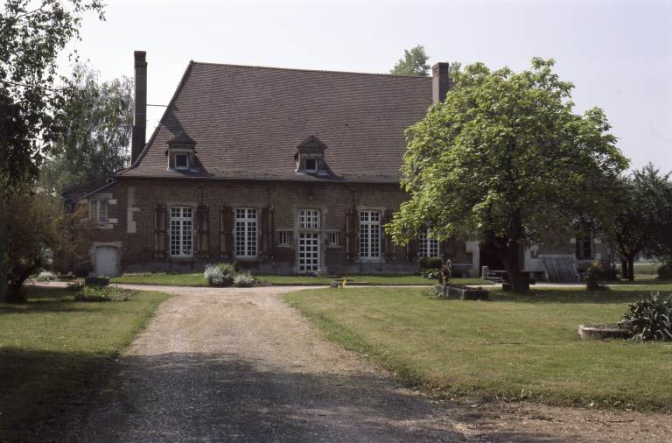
[284,283,672,411]
[0,286,170,441]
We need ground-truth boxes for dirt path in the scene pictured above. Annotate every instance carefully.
[57,284,670,442]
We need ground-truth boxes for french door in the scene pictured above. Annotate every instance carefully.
[297,209,321,273]
[298,232,320,273]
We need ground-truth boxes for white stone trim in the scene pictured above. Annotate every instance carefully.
[465,241,480,277]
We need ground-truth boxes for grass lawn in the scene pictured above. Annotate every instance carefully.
[284,282,672,411]
[111,272,493,287]
[0,286,170,441]
[633,261,661,275]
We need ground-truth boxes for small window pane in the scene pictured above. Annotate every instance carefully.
[175,154,188,169]
[328,232,339,246]
[305,158,317,171]
[299,210,320,229]
[279,231,293,246]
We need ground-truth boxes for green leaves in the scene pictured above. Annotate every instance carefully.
[388,58,629,249]
[390,45,431,77]
[0,0,105,191]
[40,63,133,195]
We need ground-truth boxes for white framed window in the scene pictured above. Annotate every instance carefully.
[278,230,293,246]
[235,208,258,258]
[299,209,320,229]
[359,210,381,259]
[419,227,439,258]
[89,199,108,225]
[170,206,193,257]
[328,231,339,247]
[305,158,318,173]
[175,153,189,170]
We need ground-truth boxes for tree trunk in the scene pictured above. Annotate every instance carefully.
[627,255,635,282]
[6,265,36,303]
[620,258,628,281]
[501,240,529,293]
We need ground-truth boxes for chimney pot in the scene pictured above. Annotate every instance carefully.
[131,51,147,164]
[432,62,450,104]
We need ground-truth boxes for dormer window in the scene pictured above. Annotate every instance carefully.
[295,135,328,176]
[175,153,189,170]
[166,132,198,171]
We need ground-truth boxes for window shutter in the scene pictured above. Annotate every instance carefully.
[439,240,448,258]
[154,204,168,258]
[220,205,234,259]
[407,237,419,261]
[345,208,358,260]
[382,209,394,259]
[260,206,274,258]
[195,204,210,258]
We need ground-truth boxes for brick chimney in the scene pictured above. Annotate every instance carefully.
[131,51,147,164]
[432,62,450,104]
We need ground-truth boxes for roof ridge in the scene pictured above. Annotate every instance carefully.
[191,60,433,80]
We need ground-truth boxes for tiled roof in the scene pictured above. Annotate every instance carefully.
[119,62,433,183]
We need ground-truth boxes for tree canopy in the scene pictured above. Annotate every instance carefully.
[387,58,629,292]
[611,164,672,280]
[40,63,133,195]
[390,45,430,77]
[0,0,105,191]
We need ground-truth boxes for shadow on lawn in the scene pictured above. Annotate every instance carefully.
[0,347,112,443]
[480,289,654,304]
[0,288,105,314]
[0,347,579,443]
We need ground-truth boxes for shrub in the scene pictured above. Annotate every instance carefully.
[658,263,672,280]
[74,285,132,302]
[419,256,443,269]
[585,261,605,291]
[421,268,441,280]
[58,272,77,281]
[621,293,672,341]
[35,271,57,282]
[204,263,235,287]
[66,281,84,291]
[233,272,255,288]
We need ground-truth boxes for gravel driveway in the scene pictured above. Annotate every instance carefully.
[60,285,671,442]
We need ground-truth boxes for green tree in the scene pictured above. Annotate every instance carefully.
[40,63,133,195]
[390,45,430,77]
[387,59,629,292]
[3,188,92,302]
[612,165,672,281]
[0,0,104,301]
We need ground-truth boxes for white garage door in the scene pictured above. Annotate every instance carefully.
[95,246,119,277]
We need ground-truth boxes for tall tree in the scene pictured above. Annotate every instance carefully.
[612,165,672,281]
[40,64,133,195]
[0,0,105,190]
[387,59,629,292]
[0,0,105,301]
[390,45,430,77]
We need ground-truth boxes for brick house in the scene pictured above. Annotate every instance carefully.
[60,52,612,279]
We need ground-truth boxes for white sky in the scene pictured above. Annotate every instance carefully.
[63,0,672,170]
